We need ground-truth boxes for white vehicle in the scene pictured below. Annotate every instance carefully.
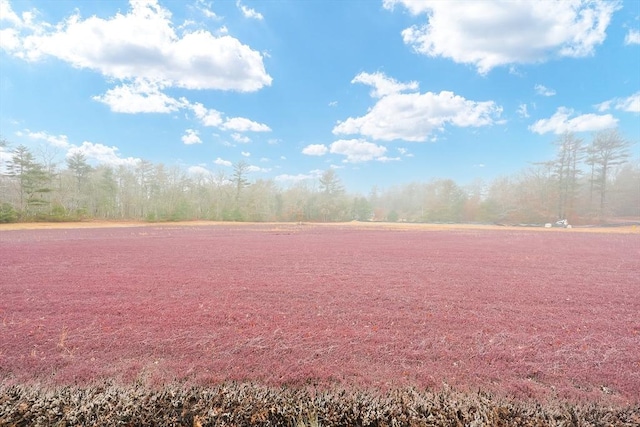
[554,219,569,228]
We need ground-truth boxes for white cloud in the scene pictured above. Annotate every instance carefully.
[534,84,556,97]
[231,133,251,143]
[67,141,140,167]
[221,117,271,132]
[188,165,212,176]
[181,129,201,145]
[16,127,140,167]
[613,92,640,113]
[196,0,219,20]
[376,156,401,162]
[247,165,270,173]
[0,0,22,27]
[237,1,263,20]
[302,144,329,156]
[625,29,640,45]
[328,101,338,107]
[517,103,530,118]
[594,100,612,112]
[397,147,414,158]
[214,157,232,167]
[93,79,183,113]
[329,139,388,163]
[2,0,271,91]
[188,102,223,127]
[351,71,419,98]
[241,151,251,157]
[529,107,618,134]
[383,0,619,74]
[23,129,70,148]
[334,72,502,142]
[596,92,640,113]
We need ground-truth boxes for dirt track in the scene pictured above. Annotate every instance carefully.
[1,220,638,233]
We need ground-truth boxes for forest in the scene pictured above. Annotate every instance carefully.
[0,129,638,225]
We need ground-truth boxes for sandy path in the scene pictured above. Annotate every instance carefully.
[1,220,638,233]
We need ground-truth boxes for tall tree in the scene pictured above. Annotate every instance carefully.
[230,161,251,220]
[7,145,51,216]
[549,132,583,220]
[93,166,118,218]
[318,169,346,221]
[67,152,92,188]
[232,161,250,201]
[66,152,93,213]
[588,129,631,220]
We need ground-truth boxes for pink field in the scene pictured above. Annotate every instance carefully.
[1,224,639,404]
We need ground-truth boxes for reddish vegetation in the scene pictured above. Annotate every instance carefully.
[1,224,639,404]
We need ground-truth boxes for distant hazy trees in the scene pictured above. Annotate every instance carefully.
[0,129,637,224]
[587,129,631,219]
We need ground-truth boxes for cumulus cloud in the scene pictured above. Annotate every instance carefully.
[351,71,419,98]
[237,1,263,20]
[595,92,640,113]
[231,133,251,144]
[302,139,392,163]
[302,144,329,156]
[67,141,140,167]
[241,151,251,157]
[1,0,271,91]
[625,29,640,45]
[188,165,212,176]
[329,139,388,163]
[188,102,223,127]
[214,157,232,167]
[19,127,140,166]
[247,164,270,173]
[22,129,70,148]
[534,84,556,97]
[529,107,618,134]
[221,117,271,132]
[383,0,619,74]
[94,79,184,113]
[181,129,202,145]
[1,0,272,132]
[334,72,502,141]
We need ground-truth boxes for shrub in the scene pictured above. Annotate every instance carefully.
[0,202,18,223]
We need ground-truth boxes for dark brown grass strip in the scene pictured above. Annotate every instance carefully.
[1,382,639,426]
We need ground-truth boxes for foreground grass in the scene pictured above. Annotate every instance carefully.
[1,383,639,426]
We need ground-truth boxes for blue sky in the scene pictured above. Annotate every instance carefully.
[1,0,639,193]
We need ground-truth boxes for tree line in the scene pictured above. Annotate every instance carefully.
[0,129,637,225]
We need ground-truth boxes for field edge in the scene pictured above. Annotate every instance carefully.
[1,219,639,233]
[2,382,639,427]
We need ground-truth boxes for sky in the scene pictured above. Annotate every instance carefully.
[1,0,639,193]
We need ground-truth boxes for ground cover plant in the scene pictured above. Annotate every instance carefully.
[1,223,639,424]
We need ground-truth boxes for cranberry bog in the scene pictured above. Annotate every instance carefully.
[1,223,639,425]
